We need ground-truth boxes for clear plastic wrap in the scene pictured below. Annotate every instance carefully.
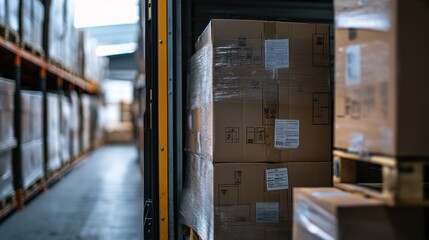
[334,0,392,32]
[21,91,43,143]
[0,150,14,199]
[21,0,43,49]
[70,91,81,156]
[0,0,6,25]
[80,94,92,151]
[6,0,19,32]
[0,77,15,151]
[47,93,61,171]
[61,97,72,164]
[22,139,44,189]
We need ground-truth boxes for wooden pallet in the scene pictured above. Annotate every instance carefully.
[333,150,429,206]
[24,178,47,202]
[21,41,45,59]
[0,24,20,45]
[46,167,64,187]
[0,193,16,220]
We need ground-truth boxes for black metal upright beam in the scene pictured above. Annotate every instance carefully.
[143,0,159,239]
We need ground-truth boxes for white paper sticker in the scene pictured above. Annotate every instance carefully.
[266,168,289,191]
[348,133,363,153]
[346,45,361,86]
[265,39,289,69]
[256,202,279,223]
[274,119,299,149]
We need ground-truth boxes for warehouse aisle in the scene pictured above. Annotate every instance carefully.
[0,145,143,240]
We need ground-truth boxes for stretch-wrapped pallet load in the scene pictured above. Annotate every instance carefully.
[21,0,44,50]
[181,19,332,240]
[0,150,13,200]
[0,0,5,24]
[61,97,72,164]
[80,94,91,151]
[5,0,19,32]
[0,78,15,150]
[70,91,80,157]
[79,31,109,82]
[0,78,15,201]
[334,0,429,156]
[47,93,61,171]
[48,0,65,64]
[21,91,44,189]
[293,188,425,240]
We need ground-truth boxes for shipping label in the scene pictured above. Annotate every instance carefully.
[266,168,289,191]
[265,39,289,69]
[346,45,361,86]
[256,202,279,223]
[274,119,299,149]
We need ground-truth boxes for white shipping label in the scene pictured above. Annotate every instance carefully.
[256,202,279,223]
[266,168,289,191]
[274,119,299,149]
[346,45,361,86]
[265,39,289,69]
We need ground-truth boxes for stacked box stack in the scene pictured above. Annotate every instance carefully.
[21,91,44,189]
[181,19,332,240]
[21,0,44,50]
[334,0,429,157]
[70,91,80,157]
[0,78,15,200]
[48,0,66,64]
[79,31,109,82]
[60,97,72,164]
[47,93,61,171]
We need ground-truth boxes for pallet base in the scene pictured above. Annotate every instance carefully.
[333,150,429,206]
[0,24,20,45]
[0,194,16,220]
[21,41,45,59]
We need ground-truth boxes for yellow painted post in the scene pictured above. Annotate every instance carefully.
[158,0,169,239]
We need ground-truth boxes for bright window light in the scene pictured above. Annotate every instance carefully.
[75,0,139,28]
[96,42,138,57]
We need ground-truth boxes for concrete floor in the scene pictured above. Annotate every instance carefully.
[0,145,143,240]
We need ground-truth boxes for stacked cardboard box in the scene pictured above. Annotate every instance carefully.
[334,0,429,156]
[21,91,44,189]
[0,78,15,200]
[293,188,425,240]
[47,93,61,171]
[70,91,80,157]
[182,19,332,240]
[60,97,72,164]
[21,0,44,50]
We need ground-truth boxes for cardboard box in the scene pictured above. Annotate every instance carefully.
[188,19,331,163]
[105,122,133,143]
[293,188,425,240]
[181,157,332,240]
[0,150,14,199]
[22,139,44,189]
[334,0,429,157]
[0,78,15,150]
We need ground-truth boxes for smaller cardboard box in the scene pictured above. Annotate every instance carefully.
[293,188,425,240]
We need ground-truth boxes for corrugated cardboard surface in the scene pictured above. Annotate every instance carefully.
[293,187,425,240]
[334,0,429,157]
[188,19,331,163]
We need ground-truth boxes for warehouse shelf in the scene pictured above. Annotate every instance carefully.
[0,36,99,95]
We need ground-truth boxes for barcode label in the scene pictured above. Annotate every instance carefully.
[346,45,361,86]
[266,168,289,191]
[265,39,289,69]
[256,202,279,223]
[274,119,299,149]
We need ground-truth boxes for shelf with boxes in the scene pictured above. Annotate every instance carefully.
[0,2,103,219]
